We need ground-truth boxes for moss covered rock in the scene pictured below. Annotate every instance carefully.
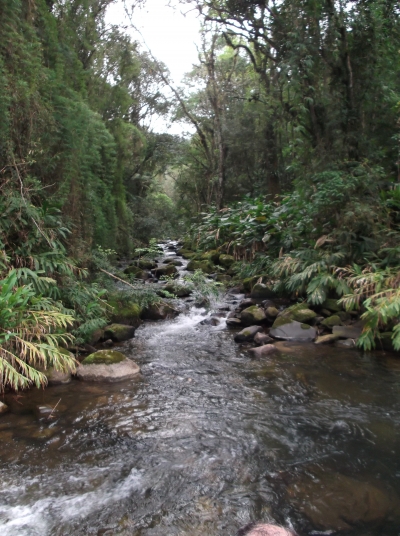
[152,265,178,278]
[218,254,235,268]
[108,300,142,328]
[250,283,275,300]
[186,260,215,273]
[215,274,231,283]
[104,324,135,342]
[278,303,317,323]
[201,250,220,264]
[123,264,138,275]
[242,276,260,292]
[240,305,267,326]
[322,298,342,312]
[163,283,192,297]
[137,259,157,270]
[142,303,178,320]
[321,315,342,329]
[270,320,317,341]
[82,350,126,365]
[177,248,197,259]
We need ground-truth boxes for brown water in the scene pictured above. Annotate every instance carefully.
[0,246,400,535]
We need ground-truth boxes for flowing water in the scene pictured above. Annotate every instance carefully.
[0,243,400,535]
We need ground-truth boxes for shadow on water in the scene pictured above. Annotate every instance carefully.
[1,244,400,535]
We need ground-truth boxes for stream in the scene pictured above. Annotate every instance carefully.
[0,242,399,535]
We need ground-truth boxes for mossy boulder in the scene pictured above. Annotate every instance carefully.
[82,350,126,365]
[163,259,183,266]
[152,265,178,278]
[234,325,263,342]
[322,298,342,312]
[240,305,267,326]
[142,303,178,320]
[270,320,317,341]
[186,259,215,274]
[177,248,196,259]
[108,300,142,328]
[78,352,140,382]
[321,315,342,329]
[215,274,231,283]
[250,283,275,300]
[218,254,235,269]
[242,276,260,292]
[278,303,317,323]
[137,259,157,270]
[265,306,279,318]
[124,264,142,276]
[163,283,192,297]
[201,250,220,264]
[104,323,136,342]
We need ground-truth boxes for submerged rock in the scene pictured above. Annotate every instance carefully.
[254,332,274,346]
[249,344,279,358]
[287,471,398,531]
[270,320,317,341]
[240,305,267,326]
[334,338,357,348]
[234,325,263,342]
[332,324,363,339]
[104,323,135,342]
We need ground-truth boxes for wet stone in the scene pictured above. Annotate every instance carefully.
[287,471,399,531]
[240,305,267,326]
[254,332,274,346]
[270,320,317,341]
[226,318,242,327]
[248,344,279,358]
[0,401,9,415]
[234,325,263,342]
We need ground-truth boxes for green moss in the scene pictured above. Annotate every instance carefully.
[321,315,342,328]
[301,323,311,330]
[219,254,235,268]
[187,260,215,273]
[272,316,292,328]
[201,250,220,264]
[82,350,126,365]
[322,298,342,312]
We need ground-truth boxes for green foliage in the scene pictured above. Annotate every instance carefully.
[0,270,76,392]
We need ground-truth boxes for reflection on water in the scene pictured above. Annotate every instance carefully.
[1,291,400,534]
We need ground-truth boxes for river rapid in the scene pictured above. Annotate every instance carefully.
[0,243,399,536]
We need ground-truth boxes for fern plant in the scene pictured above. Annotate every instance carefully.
[0,271,76,392]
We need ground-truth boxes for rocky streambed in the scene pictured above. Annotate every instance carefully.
[0,242,400,535]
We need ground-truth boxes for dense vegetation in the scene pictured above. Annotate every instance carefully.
[0,0,399,391]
